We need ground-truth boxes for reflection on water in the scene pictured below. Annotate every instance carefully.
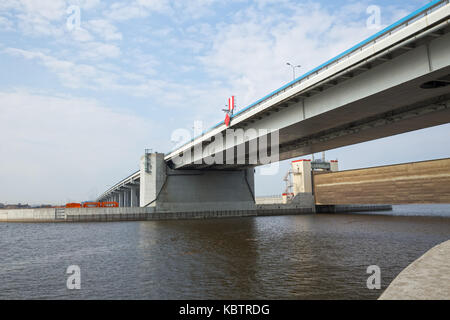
[0,208,449,299]
[391,204,450,217]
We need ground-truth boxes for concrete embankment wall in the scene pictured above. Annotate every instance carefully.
[0,202,396,223]
[0,205,315,223]
[0,208,58,222]
[0,208,153,223]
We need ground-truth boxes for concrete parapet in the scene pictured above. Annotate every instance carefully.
[255,196,284,205]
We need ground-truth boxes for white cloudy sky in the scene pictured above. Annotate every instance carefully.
[0,0,449,204]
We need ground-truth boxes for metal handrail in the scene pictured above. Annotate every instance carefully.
[98,170,140,198]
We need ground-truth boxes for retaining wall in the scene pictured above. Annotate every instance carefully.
[0,205,314,223]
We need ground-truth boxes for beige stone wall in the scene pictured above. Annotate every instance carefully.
[314,158,450,205]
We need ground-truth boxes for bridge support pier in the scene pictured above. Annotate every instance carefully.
[131,186,139,207]
[139,153,256,212]
[119,192,124,207]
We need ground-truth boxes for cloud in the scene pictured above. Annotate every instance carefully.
[4,47,106,88]
[0,15,13,30]
[78,41,122,59]
[2,46,224,120]
[200,2,376,108]
[3,0,67,37]
[103,0,221,22]
[74,0,102,10]
[5,47,127,89]
[0,90,158,204]
[87,19,123,41]
[104,0,170,21]
[171,0,217,20]
[0,0,104,39]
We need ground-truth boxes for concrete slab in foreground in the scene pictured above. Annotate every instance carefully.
[379,240,450,300]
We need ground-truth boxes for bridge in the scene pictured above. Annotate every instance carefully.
[97,0,450,212]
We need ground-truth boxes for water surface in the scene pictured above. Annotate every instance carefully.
[1,207,449,299]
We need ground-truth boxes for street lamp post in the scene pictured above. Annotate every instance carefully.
[286,62,301,81]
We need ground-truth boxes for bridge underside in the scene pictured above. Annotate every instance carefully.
[277,70,450,162]
[313,158,450,205]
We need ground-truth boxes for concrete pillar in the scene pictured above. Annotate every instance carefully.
[124,189,129,207]
[119,192,124,207]
[131,186,138,207]
[140,153,166,207]
[292,159,312,194]
[139,152,256,212]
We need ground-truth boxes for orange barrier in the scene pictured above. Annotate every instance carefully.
[65,202,119,208]
[82,202,101,208]
[101,202,119,208]
[66,203,82,208]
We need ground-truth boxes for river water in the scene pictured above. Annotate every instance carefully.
[0,205,449,300]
